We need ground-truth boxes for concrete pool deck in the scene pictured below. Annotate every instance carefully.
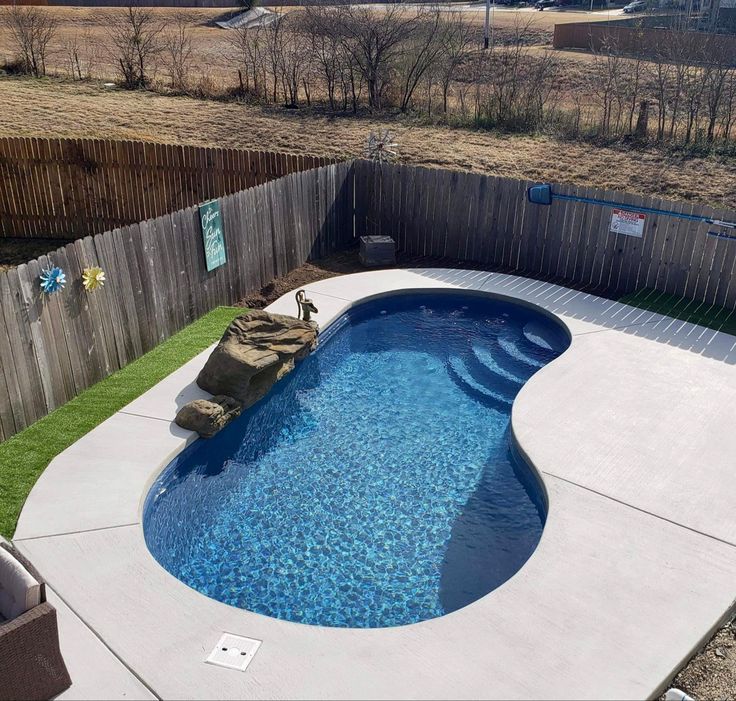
[12,269,736,700]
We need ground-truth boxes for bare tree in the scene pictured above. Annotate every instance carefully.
[682,62,705,143]
[437,10,473,115]
[304,5,343,110]
[395,7,446,112]
[649,52,672,141]
[703,41,731,143]
[475,19,560,131]
[336,3,420,110]
[720,70,736,143]
[663,34,697,141]
[625,55,645,134]
[278,16,309,107]
[212,1,736,150]
[61,30,102,81]
[590,42,624,137]
[2,6,58,77]
[108,5,164,89]
[62,33,84,80]
[229,23,267,99]
[338,44,363,112]
[264,15,285,103]
[164,13,194,92]
[523,50,561,129]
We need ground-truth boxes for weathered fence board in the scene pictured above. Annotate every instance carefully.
[0,161,355,441]
[0,137,336,239]
[3,156,736,443]
[354,158,736,304]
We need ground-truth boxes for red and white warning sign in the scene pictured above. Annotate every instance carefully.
[610,209,645,238]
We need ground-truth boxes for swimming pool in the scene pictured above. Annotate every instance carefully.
[143,293,569,628]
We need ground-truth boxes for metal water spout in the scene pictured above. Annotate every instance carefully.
[295,290,318,322]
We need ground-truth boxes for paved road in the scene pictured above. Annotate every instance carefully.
[356,3,626,25]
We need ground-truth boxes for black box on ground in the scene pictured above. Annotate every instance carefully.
[359,235,396,267]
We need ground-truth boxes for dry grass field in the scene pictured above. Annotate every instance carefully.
[1,76,734,210]
[0,5,611,90]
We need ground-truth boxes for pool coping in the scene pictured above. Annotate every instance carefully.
[13,268,736,700]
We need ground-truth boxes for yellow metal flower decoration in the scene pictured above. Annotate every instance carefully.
[82,266,106,291]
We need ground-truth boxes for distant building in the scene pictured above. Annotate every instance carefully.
[709,0,736,30]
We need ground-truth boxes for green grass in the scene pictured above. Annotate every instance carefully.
[0,306,243,539]
[619,289,736,337]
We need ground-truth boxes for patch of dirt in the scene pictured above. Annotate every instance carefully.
[0,238,71,273]
[662,616,736,701]
[238,249,364,308]
[236,246,625,311]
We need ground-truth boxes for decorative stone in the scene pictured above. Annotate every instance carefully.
[359,235,396,267]
[175,395,242,438]
[196,310,318,409]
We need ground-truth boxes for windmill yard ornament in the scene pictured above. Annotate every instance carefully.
[82,266,106,291]
[365,130,398,163]
[39,265,66,295]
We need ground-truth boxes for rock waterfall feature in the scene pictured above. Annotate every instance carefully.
[175,310,318,437]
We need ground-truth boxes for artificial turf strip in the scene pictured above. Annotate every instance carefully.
[0,306,244,539]
[619,288,736,338]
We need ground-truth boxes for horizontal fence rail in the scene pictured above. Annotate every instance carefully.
[354,159,736,309]
[0,137,335,239]
[0,161,355,441]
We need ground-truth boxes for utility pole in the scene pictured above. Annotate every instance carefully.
[484,0,491,49]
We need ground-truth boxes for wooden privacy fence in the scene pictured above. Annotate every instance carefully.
[0,161,354,441]
[0,137,335,239]
[3,157,736,442]
[354,159,736,309]
[552,21,736,63]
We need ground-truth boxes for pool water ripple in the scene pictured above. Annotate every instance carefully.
[143,293,568,628]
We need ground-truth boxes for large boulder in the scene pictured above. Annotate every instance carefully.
[175,395,242,438]
[196,310,318,409]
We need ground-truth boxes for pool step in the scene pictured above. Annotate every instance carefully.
[463,347,524,398]
[498,328,556,371]
[446,357,513,413]
[482,334,537,380]
[522,320,566,352]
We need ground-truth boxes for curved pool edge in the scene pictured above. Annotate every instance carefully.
[12,268,736,700]
[142,290,564,628]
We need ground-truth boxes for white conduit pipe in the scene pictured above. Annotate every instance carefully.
[664,689,695,701]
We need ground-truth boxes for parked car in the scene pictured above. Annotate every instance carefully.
[535,0,558,10]
[623,0,647,12]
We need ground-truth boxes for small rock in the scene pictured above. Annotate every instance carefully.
[175,395,242,438]
[715,647,726,658]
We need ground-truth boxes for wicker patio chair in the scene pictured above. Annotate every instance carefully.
[0,542,72,701]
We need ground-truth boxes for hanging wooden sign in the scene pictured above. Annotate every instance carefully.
[199,200,227,272]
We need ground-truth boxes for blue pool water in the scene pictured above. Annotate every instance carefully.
[143,293,568,628]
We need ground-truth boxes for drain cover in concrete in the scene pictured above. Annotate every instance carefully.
[206,633,262,672]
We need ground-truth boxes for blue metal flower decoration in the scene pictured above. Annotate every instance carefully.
[39,266,66,295]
